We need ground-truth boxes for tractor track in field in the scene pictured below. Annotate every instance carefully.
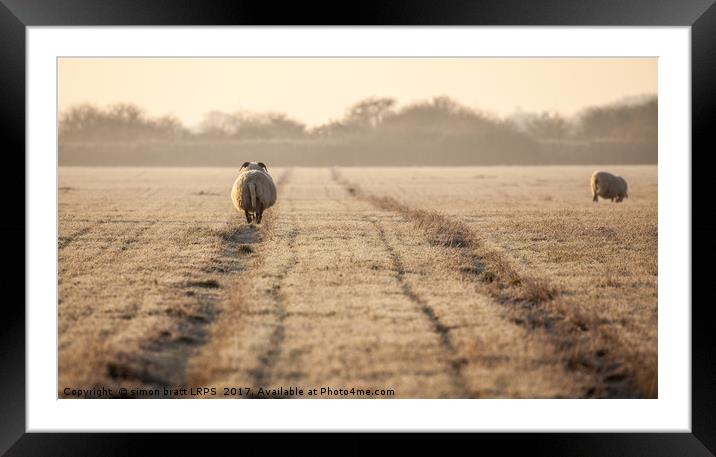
[80,169,295,397]
[245,227,300,398]
[59,166,653,399]
[332,168,641,398]
[332,169,470,396]
[188,169,478,397]
[242,167,300,397]
[58,223,99,249]
[102,219,266,394]
[369,218,471,397]
[331,171,473,396]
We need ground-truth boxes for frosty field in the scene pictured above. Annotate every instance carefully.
[58,165,657,398]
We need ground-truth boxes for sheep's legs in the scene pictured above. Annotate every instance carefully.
[256,201,264,224]
[592,194,598,203]
[244,210,252,223]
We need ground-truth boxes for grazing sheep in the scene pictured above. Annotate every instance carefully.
[591,170,628,203]
[231,162,277,224]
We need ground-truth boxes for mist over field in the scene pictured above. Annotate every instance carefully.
[58,95,657,166]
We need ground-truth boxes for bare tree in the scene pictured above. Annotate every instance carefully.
[344,97,396,128]
[524,112,570,140]
[576,96,657,141]
[59,103,187,141]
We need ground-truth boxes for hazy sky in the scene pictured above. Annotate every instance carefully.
[59,58,656,128]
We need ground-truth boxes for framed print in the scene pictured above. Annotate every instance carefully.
[3,0,714,455]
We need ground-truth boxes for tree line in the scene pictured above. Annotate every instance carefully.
[59,95,657,145]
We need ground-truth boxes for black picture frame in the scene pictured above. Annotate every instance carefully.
[2,0,714,455]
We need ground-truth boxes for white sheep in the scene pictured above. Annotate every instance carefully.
[591,170,628,203]
[231,162,277,224]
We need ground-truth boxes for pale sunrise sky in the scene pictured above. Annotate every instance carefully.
[59,58,657,128]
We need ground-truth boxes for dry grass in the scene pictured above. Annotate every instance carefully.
[59,165,656,398]
[337,165,657,398]
[58,167,282,396]
[185,169,594,397]
[184,207,279,388]
[336,171,568,307]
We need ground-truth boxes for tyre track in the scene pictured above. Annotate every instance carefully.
[242,168,298,394]
[58,197,118,250]
[282,171,469,396]
[331,168,470,398]
[58,220,159,335]
[246,227,299,397]
[59,186,162,251]
[58,222,101,249]
[103,220,266,393]
[331,169,469,395]
[369,218,471,397]
[182,169,297,393]
[59,216,159,278]
[157,168,294,394]
[191,169,468,397]
[333,168,639,398]
[60,168,293,396]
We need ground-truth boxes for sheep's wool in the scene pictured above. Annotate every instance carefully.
[591,170,628,202]
[231,169,277,213]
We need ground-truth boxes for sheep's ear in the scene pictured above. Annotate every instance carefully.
[258,162,267,171]
[241,162,250,169]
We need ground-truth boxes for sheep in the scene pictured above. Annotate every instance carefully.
[591,170,628,203]
[231,162,277,224]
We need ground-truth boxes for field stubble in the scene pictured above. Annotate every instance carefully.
[58,165,656,398]
[337,165,657,397]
